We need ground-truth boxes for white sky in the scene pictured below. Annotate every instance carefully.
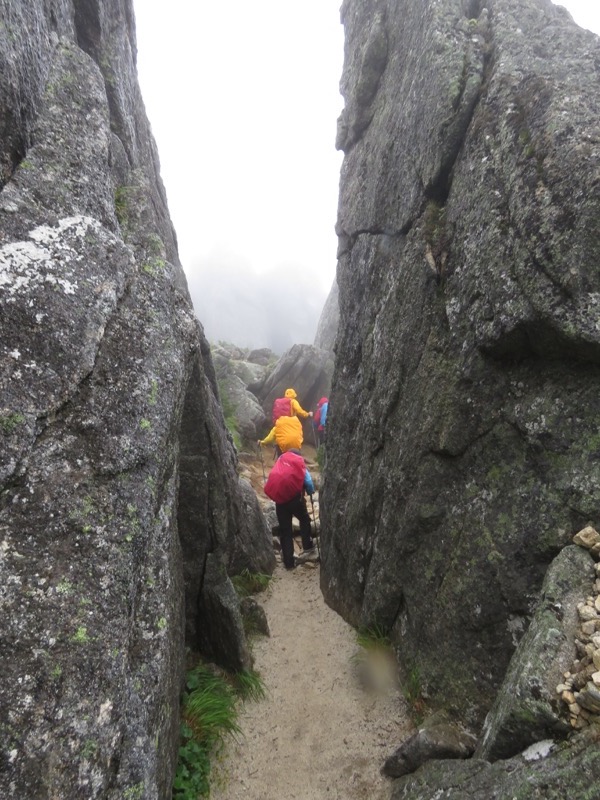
[134,0,344,299]
[133,1,599,347]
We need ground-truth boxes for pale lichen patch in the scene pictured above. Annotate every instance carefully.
[0,216,103,299]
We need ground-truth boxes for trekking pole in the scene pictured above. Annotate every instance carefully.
[257,443,266,484]
[309,494,320,561]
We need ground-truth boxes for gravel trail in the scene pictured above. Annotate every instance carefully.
[211,557,413,799]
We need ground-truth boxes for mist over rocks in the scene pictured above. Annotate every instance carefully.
[321,0,600,738]
[0,1,273,797]
[185,254,329,355]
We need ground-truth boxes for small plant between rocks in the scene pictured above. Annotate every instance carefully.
[173,663,266,799]
[352,624,399,695]
[402,664,427,724]
[231,569,272,597]
[355,623,390,652]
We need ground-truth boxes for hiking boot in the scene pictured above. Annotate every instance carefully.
[297,546,317,560]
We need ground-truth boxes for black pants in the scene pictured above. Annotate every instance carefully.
[276,493,314,569]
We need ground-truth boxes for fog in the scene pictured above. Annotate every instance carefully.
[134,1,343,353]
[185,251,328,354]
[134,0,599,353]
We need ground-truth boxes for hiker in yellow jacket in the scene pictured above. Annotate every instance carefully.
[283,388,313,419]
[258,415,303,456]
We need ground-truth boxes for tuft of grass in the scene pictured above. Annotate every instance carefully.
[402,664,427,724]
[231,569,272,597]
[173,663,267,798]
[404,665,421,704]
[355,623,391,652]
[233,669,266,701]
[71,626,90,644]
[173,666,241,799]
[184,671,241,742]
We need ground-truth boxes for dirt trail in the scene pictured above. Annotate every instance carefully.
[211,448,414,799]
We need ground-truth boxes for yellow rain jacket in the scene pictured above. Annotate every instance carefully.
[260,415,303,451]
[284,387,310,419]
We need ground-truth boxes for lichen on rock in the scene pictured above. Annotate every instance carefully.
[0,2,274,798]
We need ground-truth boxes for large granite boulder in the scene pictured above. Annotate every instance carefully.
[321,0,600,727]
[0,2,273,798]
[211,342,271,442]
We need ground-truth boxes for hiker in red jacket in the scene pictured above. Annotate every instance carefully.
[264,449,316,570]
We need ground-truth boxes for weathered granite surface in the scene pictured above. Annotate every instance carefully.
[383,711,477,778]
[475,545,596,761]
[391,726,600,800]
[0,1,273,797]
[211,342,271,443]
[321,0,600,727]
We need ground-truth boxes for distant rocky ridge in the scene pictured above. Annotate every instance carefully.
[321,0,600,793]
[0,2,273,798]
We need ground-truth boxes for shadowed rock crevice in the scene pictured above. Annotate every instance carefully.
[73,0,102,57]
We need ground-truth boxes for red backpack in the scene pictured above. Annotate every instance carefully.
[264,451,306,503]
[272,396,292,424]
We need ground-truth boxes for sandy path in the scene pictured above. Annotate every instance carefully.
[211,559,413,800]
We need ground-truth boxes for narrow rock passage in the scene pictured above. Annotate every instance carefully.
[211,560,413,799]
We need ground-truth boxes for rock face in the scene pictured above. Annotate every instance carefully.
[0,2,273,798]
[321,0,600,725]
[211,342,273,443]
